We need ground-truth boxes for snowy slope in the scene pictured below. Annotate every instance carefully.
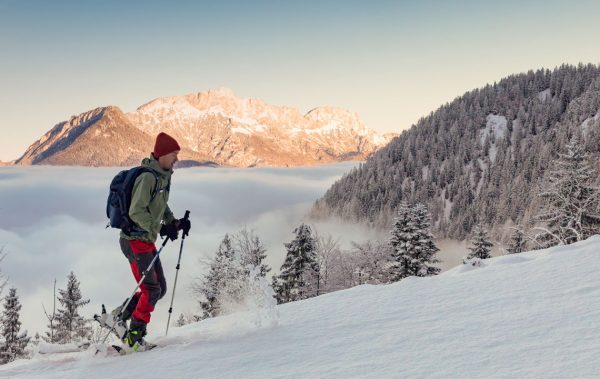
[3,237,600,378]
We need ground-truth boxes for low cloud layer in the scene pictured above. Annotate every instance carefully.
[0,163,476,337]
[0,162,385,336]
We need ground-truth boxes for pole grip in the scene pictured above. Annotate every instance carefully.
[181,210,191,239]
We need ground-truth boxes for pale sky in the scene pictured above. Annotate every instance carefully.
[1,0,600,161]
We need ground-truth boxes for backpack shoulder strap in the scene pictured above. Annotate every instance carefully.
[137,167,160,202]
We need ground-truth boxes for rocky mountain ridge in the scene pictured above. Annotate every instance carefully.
[14,88,396,167]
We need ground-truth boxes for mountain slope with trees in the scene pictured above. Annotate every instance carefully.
[313,64,600,242]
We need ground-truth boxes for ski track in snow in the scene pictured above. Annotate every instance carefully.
[3,237,600,378]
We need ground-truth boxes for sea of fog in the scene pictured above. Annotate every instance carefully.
[0,162,470,337]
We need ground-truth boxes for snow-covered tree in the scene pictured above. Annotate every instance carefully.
[234,228,271,278]
[87,322,107,344]
[348,240,395,285]
[54,272,91,344]
[194,234,239,319]
[534,136,600,247]
[270,276,285,304]
[465,224,494,261]
[313,232,342,293]
[193,232,277,321]
[310,234,395,293]
[389,203,441,281]
[507,226,527,254]
[33,333,40,346]
[273,224,319,303]
[0,287,30,364]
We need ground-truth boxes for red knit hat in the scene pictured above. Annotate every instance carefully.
[153,132,181,158]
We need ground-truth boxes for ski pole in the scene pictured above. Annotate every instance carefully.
[98,236,170,347]
[165,210,190,336]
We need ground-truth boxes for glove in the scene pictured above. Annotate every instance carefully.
[177,217,191,237]
[160,223,179,241]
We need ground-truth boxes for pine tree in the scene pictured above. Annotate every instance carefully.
[535,135,600,247]
[508,226,526,254]
[194,230,277,320]
[271,276,286,304]
[465,224,494,261]
[389,203,441,281]
[54,272,91,344]
[412,203,442,276]
[349,239,395,285]
[274,224,319,303]
[234,228,271,278]
[0,288,30,364]
[195,234,244,319]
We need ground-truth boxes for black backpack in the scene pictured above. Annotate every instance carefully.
[106,166,159,233]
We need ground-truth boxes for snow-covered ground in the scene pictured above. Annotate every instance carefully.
[2,236,600,378]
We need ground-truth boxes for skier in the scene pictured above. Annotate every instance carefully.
[113,132,191,350]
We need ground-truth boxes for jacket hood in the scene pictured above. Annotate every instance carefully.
[141,154,173,178]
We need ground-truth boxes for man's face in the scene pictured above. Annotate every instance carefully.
[158,150,179,170]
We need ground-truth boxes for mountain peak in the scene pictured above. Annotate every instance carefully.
[206,87,237,98]
[15,89,397,167]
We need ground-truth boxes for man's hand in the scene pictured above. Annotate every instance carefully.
[177,217,191,237]
[160,223,179,241]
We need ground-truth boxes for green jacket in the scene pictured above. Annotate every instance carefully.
[120,155,176,243]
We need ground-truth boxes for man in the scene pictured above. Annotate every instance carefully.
[116,132,191,349]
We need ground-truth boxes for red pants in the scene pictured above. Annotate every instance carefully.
[122,239,167,324]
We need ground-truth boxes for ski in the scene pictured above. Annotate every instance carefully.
[110,341,158,355]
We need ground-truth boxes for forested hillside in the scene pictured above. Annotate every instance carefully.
[314,64,600,241]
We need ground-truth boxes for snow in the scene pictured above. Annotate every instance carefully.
[3,236,600,377]
[139,99,272,136]
[230,127,252,135]
[230,123,267,135]
[480,114,508,146]
[480,114,508,162]
[291,122,344,136]
[372,133,388,146]
[580,112,599,138]
[36,342,88,354]
[510,118,521,148]
[138,98,205,118]
[489,142,498,162]
[537,88,552,102]
[443,192,453,220]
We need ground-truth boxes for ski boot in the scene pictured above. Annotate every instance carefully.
[124,318,156,352]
